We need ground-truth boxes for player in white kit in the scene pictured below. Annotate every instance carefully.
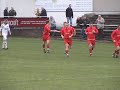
[0,19,11,49]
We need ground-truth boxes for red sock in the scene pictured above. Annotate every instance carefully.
[65,50,69,54]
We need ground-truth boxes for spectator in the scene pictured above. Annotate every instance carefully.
[81,16,90,39]
[66,4,73,26]
[76,16,82,28]
[9,7,17,17]
[96,15,105,40]
[35,8,41,17]
[3,7,9,18]
[49,16,56,37]
[49,16,56,30]
[40,7,47,17]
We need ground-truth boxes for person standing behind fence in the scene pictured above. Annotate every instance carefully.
[81,16,90,39]
[49,16,56,37]
[76,16,82,28]
[96,15,105,40]
[40,7,47,17]
[3,7,9,18]
[49,16,56,30]
[9,7,17,18]
[35,8,41,17]
[66,4,73,26]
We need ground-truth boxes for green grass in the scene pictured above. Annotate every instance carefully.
[0,37,120,90]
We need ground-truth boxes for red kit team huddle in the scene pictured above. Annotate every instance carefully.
[42,20,120,58]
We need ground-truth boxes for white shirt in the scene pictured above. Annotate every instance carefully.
[0,23,10,35]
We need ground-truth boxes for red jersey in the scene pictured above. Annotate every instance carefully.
[111,29,120,41]
[43,24,51,36]
[61,27,74,39]
[68,26,75,32]
[69,26,76,35]
[85,26,98,40]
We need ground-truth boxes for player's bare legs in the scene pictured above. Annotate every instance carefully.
[2,35,8,49]
[89,44,95,56]
[112,46,120,58]
[65,43,69,57]
[46,40,50,53]
[42,41,46,53]
[68,42,72,49]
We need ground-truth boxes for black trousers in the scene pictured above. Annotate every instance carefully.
[98,29,104,40]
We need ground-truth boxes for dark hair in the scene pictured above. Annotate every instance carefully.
[63,22,67,24]
[89,22,93,24]
[46,20,49,24]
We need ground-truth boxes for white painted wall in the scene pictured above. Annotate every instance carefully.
[93,0,120,12]
[0,0,120,26]
[0,0,91,26]
[0,0,35,17]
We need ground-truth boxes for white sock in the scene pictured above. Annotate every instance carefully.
[2,41,5,48]
[5,40,8,49]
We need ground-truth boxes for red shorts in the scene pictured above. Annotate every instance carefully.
[114,41,120,47]
[42,35,50,41]
[64,39,72,46]
[88,40,96,46]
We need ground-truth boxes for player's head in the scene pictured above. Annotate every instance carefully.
[89,22,93,28]
[63,22,68,27]
[46,20,51,27]
[117,25,120,30]
[4,19,8,24]
[46,20,50,24]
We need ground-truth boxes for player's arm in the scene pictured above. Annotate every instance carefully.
[73,28,76,36]
[61,34,64,39]
[51,30,60,33]
[69,34,73,38]
[85,28,88,35]
[93,27,98,34]
[69,30,74,38]
[60,29,64,39]
[111,31,116,42]
[8,25,11,35]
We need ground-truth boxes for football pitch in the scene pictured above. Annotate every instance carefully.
[0,38,120,90]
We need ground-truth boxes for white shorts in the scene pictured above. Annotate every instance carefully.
[2,34,8,40]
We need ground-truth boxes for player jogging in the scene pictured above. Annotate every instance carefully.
[61,22,74,57]
[42,20,59,53]
[85,23,98,56]
[0,19,11,49]
[111,25,120,58]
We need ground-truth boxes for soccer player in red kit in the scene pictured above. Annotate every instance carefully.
[111,25,120,58]
[61,22,74,57]
[85,23,98,56]
[42,20,59,53]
